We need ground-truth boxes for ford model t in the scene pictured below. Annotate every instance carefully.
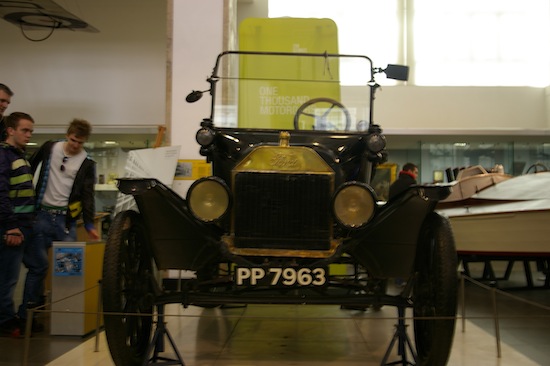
[102,51,458,366]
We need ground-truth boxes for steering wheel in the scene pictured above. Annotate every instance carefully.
[525,162,549,174]
[293,97,352,131]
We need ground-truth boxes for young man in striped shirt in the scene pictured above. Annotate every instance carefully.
[0,112,35,337]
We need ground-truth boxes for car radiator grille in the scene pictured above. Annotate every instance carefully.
[233,171,332,250]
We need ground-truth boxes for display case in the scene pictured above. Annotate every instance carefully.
[26,127,159,227]
[385,132,550,184]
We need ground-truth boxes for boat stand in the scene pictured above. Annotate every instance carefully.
[380,305,417,366]
[143,304,185,366]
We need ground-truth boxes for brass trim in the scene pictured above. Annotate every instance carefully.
[232,145,334,173]
[222,235,341,259]
[279,131,290,147]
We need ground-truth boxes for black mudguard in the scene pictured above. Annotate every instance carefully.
[347,185,452,278]
[117,178,222,270]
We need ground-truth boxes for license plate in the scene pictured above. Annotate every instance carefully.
[235,267,327,287]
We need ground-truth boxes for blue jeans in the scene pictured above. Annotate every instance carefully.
[18,211,76,320]
[0,227,32,325]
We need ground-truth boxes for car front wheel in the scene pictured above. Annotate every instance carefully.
[102,210,154,366]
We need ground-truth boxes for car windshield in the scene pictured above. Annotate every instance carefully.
[208,51,376,132]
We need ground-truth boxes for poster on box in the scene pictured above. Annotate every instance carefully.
[54,247,84,276]
[174,159,212,180]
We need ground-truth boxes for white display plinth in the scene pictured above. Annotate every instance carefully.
[50,241,104,336]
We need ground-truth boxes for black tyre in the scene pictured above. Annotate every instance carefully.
[413,212,458,366]
[102,210,154,366]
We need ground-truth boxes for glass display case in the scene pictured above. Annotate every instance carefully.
[384,133,550,184]
[27,128,159,239]
[419,141,514,181]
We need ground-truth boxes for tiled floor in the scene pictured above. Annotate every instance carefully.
[2,261,549,366]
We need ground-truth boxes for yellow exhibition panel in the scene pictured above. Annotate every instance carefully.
[238,18,341,129]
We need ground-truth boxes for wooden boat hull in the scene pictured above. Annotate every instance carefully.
[439,172,550,256]
[443,202,550,256]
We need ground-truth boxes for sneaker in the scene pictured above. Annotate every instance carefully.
[0,318,21,338]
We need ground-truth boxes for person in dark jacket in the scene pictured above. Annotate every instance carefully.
[0,84,14,142]
[388,162,418,200]
[0,112,35,337]
[17,118,99,330]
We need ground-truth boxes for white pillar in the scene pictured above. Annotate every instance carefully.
[168,0,225,194]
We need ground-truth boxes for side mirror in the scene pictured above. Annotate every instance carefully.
[186,90,208,103]
[383,64,409,81]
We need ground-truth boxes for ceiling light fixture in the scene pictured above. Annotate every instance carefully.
[0,0,98,41]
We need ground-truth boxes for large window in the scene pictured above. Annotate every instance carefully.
[414,1,550,86]
[268,0,400,85]
[269,0,550,87]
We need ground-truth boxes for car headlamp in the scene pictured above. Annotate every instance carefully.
[333,182,377,229]
[187,177,230,222]
[366,133,386,153]
[196,127,215,146]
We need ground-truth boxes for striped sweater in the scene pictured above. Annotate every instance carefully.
[0,142,35,230]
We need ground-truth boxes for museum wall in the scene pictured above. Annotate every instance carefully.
[0,0,167,130]
[377,85,547,132]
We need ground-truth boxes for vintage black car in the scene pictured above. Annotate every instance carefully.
[102,51,458,366]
